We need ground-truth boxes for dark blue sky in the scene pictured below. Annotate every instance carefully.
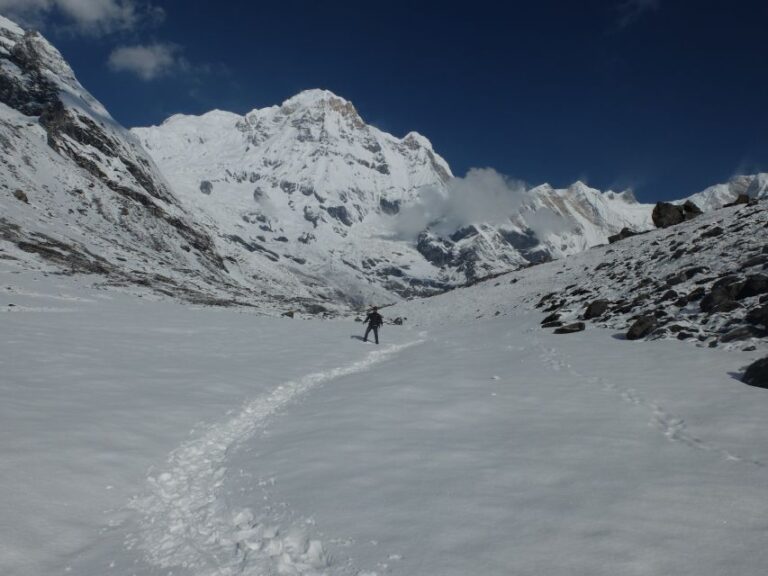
[24,0,768,201]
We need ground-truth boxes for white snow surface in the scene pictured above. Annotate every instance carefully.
[3,236,768,576]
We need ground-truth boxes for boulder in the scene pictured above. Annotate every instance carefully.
[736,274,768,300]
[746,306,768,327]
[541,312,561,325]
[700,226,724,239]
[584,299,610,320]
[626,315,657,340]
[651,200,702,228]
[723,194,751,207]
[687,286,705,301]
[658,289,678,302]
[683,266,710,280]
[665,271,687,286]
[199,180,213,195]
[13,189,28,203]
[700,276,745,312]
[742,357,768,389]
[554,322,585,334]
[608,228,640,244]
[652,202,684,228]
[720,326,761,343]
[682,200,704,218]
[741,255,768,269]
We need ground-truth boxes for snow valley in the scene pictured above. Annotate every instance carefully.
[1,12,768,576]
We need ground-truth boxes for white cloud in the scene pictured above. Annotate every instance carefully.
[0,0,164,35]
[395,168,527,238]
[108,43,185,81]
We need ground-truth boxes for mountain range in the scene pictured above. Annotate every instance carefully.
[1,14,766,312]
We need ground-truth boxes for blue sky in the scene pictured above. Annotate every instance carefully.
[2,0,767,201]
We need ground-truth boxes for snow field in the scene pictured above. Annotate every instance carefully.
[0,264,409,576]
[231,317,768,576]
[3,257,768,576]
[129,338,423,576]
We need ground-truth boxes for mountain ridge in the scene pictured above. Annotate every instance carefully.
[1,14,766,312]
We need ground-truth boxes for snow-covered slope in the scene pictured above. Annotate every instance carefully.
[2,197,766,576]
[132,90,459,303]
[0,15,331,312]
[133,92,662,297]
[683,173,768,211]
[0,17,228,298]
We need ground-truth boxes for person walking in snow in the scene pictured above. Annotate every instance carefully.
[363,306,383,344]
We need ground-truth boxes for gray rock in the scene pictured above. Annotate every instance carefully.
[700,276,745,312]
[741,255,768,269]
[700,226,724,239]
[720,326,761,343]
[554,322,585,334]
[584,299,610,319]
[541,312,561,324]
[627,315,657,340]
[199,180,213,195]
[736,274,768,300]
[608,227,640,243]
[742,357,768,389]
[304,303,327,315]
[745,306,768,327]
[325,205,353,226]
[652,200,702,228]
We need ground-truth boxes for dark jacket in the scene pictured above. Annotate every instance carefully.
[365,311,383,328]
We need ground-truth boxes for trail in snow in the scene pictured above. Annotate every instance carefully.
[534,336,765,467]
[127,338,424,576]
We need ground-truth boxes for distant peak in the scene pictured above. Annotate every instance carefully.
[568,180,592,192]
[280,89,351,109]
[401,131,434,150]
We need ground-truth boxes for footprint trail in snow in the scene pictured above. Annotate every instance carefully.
[536,338,765,468]
[128,338,424,576]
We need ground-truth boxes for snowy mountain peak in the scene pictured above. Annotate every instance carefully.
[280,88,353,109]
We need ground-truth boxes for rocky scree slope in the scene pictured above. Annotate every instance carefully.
[389,197,767,382]
[535,200,768,353]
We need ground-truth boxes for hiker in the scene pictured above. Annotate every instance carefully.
[363,306,383,344]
